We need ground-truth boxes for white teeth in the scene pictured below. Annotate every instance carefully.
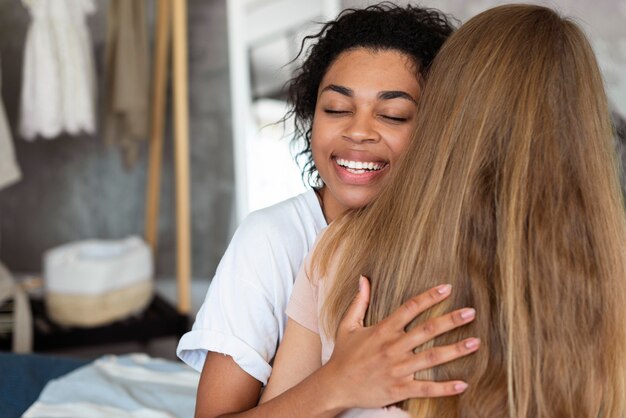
[336,158,384,171]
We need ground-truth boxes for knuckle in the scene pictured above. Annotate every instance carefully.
[380,342,395,360]
[425,349,439,365]
[339,323,356,336]
[388,364,403,379]
[429,287,442,303]
[372,324,387,340]
[421,320,437,336]
[387,361,415,382]
[388,383,405,401]
[416,383,433,398]
[403,297,421,315]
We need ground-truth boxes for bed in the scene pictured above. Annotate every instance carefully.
[0,352,198,418]
[0,288,195,418]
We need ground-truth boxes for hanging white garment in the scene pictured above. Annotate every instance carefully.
[19,0,97,140]
[0,53,22,190]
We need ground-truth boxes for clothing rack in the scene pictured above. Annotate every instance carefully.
[144,0,191,315]
[0,0,192,354]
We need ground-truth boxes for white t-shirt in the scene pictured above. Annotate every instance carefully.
[176,190,327,384]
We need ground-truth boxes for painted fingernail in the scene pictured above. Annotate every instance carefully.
[454,382,468,392]
[437,284,452,294]
[464,338,480,349]
[460,308,476,320]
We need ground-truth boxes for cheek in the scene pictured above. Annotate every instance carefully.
[387,125,416,164]
[310,126,322,156]
[310,112,323,142]
[310,115,334,153]
[310,126,328,169]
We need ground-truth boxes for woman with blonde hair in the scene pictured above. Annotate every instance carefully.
[262,4,626,417]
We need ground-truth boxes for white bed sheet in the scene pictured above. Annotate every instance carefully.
[23,353,198,418]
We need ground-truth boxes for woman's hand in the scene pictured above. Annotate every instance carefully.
[322,276,479,410]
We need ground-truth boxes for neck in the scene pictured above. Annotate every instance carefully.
[316,186,347,224]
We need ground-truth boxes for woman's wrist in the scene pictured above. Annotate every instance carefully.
[310,359,354,413]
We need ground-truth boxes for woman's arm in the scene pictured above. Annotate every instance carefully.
[259,279,479,414]
[194,321,337,418]
[260,320,323,402]
[194,353,262,417]
[194,280,479,417]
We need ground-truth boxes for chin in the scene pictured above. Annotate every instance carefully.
[341,191,378,210]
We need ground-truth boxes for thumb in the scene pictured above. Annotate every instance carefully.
[339,275,371,331]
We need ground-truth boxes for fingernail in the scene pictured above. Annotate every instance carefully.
[464,338,480,349]
[359,276,365,292]
[437,284,452,295]
[454,382,468,392]
[460,308,476,320]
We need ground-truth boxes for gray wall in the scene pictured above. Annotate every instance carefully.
[0,0,235,279]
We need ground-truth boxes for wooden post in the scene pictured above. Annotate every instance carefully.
[145,0,171,256]
[171,0,191,314]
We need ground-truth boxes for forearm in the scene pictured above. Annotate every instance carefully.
[215,365,345,418]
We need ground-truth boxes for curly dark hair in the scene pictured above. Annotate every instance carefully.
[286,2,456,187]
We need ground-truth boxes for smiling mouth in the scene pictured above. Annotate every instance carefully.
[335,158,388,174]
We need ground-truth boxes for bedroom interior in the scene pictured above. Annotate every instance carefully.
[0,0,624,417]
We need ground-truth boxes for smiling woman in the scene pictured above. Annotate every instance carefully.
[178,4,471,418]
[312,48,421,220]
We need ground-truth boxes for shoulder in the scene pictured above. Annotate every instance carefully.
[234,190,326,248]
[215,190,327,290]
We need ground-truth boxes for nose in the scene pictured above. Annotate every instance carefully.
[342,112,380,143]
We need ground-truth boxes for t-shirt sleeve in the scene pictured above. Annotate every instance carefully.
[286,256,320,335]
[176,212,289,385]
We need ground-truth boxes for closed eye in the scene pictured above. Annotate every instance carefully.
[324,109,350,115]
[381,115,408,122]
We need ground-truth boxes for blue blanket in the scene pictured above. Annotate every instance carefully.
[0,352,89,418]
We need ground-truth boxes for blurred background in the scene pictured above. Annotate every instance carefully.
[0,0,624,359]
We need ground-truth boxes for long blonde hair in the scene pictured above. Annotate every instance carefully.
[314,4,626,417]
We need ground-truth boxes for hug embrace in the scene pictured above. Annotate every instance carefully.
[179,3,626,417]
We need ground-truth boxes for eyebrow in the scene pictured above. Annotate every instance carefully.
[320,84,417,104]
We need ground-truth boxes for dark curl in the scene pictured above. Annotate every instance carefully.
[286,2,456,187]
